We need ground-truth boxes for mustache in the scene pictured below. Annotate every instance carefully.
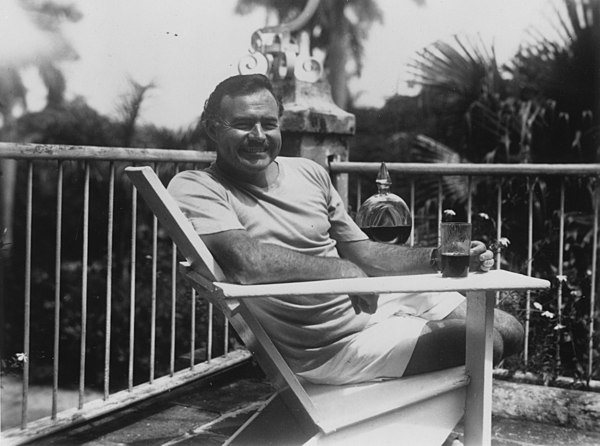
[245,140,270,148]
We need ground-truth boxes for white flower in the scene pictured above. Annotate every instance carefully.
[556,275,567,283]
[554,324,566,331]
[478,212,490,220]
[443,209,456,217]
[16,353,28,363]
[541,311,555,318]
[533,302,543,311]
[497,237,510,248]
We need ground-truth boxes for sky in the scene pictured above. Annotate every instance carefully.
[6,0,554,130]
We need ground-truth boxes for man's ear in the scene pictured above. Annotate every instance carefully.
[205,120,218,142]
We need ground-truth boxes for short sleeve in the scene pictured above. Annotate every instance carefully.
[284,158,363,244]
[327,180,369,242]
[167,170,245,235]
[296,158,367,243]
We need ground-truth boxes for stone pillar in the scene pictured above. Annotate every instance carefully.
[274,77,355,206]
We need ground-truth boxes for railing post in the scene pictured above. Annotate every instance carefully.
[79,162,90,410]
[524,177,536,367]
[128,180,137,392]
[588,177,599,385]
[556,178,566,372]
[104,162,115,399]
[52,161,64,417]
[22,160,33,428]
[274,78,354,209]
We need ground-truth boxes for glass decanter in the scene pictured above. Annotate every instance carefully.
[355,163,412,244]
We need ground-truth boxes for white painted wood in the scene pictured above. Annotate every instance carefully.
[304,366,468,433]
[464,291,496,446]
[304,387,467,446]
[215,270,549,299]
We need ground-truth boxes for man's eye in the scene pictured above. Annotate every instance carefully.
[233,123,254,131]
[262,122,279,130]
[232,121,279,131]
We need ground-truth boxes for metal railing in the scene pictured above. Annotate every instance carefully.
[0,143,252,445]
[1,143,599,443]
[331,161,600,384]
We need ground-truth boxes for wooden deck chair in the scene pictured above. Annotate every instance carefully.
[125,166,549,446]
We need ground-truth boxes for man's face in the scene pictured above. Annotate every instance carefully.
[210,89,282,180]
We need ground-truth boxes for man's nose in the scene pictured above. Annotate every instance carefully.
[248,122,266,140]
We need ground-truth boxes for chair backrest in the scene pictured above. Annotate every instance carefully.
[124,166,321,430]
[125,166,226,282]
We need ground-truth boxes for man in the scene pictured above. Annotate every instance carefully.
[168,74,523,385]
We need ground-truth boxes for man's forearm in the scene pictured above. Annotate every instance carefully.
[203,231,366,285]
[337,240,435,276]
[364,245,435,276]
[239,243,366,284]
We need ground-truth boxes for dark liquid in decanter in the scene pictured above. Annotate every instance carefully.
[361,225,412,244]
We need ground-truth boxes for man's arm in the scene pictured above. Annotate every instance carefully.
[337,239,494,276]
[337,240,435,276]
[201,229,368,285]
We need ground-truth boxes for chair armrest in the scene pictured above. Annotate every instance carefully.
[213,270,549,299]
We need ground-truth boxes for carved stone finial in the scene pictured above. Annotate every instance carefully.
[237,0,323,83]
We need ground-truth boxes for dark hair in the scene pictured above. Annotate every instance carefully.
[201,74,283,128]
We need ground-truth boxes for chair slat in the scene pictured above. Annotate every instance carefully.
[125,166,226,282]
[303,366,468,433]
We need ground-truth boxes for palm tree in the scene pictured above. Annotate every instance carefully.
[409,0,599,165]
[234,0,383,109]
[507,0,600,162]
[408,34,509,163]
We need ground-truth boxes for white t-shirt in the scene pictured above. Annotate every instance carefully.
[168,157,371,372]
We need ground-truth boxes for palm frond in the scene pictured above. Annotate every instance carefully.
[410,135,472,205]
[506,0,599,161]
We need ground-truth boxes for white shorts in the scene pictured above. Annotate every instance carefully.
[297,292,465,385]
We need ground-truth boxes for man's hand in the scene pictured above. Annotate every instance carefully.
[350,293,379,315]
[341,260,379,315]
[470,241,494,272]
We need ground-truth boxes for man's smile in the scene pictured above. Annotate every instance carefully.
[241,144,269,154]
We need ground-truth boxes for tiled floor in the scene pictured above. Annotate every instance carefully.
[27,361,600,446]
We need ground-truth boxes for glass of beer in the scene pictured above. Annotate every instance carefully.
[440,222,471,277]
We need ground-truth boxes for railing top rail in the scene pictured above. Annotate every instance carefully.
[2,142,600,176]
[330,161,600,176]
[0,142,216,163]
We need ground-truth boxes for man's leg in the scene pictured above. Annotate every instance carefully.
[403,303,523,376]
[444,301,524,358]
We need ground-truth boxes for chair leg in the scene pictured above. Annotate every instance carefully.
[464,290,495,446]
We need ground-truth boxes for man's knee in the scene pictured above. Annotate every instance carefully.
[447,303,524,358]
[404,320,466,375]
[494,310,524,357]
